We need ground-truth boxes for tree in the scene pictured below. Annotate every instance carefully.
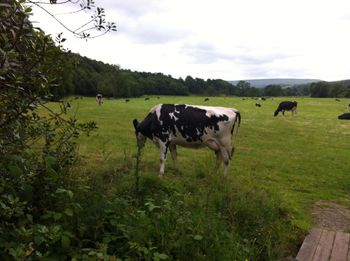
[0,1,98,258]
[263,84,283,96]
[310,82,329,97]
[236,81,251,96]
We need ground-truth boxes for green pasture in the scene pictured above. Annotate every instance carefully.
[71,96,350,202]
[53,96,350,259]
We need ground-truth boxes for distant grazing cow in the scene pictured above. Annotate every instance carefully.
[133,104,241,177]
[125,99,130,102]
[96,94,103,106]
[338,113,350,120]
[255,103,261,107]
[204,98,209,102]
[145,97,150,101]
[261,97,266,101]
[336,99,341,102]
[157,96,160,99]
[274,101,297,117]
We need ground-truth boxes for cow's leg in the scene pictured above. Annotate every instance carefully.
[282,110,285,116]
[159,141,169,177]
[211,150,222,174]
[219,146,231,177]
[169,144,178,169]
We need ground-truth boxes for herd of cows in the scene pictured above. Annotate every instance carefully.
[95,94,350,177]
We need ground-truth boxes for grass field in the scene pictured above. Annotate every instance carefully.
[54,96,350,259]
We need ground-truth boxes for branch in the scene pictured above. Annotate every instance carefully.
[28,1,76,35]
[27,0,116,39]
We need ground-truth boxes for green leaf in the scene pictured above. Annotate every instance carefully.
[61,234,70,248]
[154,252,168,261]
[157,253,168,260]
[24,7,32,13]
[8,165,22,177]
[45,156,57,169]
[193,234,203,241]
[64,209,73,217]
[54,213,63,221]
[34,235,45,245]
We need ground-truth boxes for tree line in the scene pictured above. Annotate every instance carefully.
[55,52,350,99]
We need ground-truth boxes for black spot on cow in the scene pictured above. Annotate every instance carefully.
[255,103,261,107]
[338,113,350,120]
[204,98,209,101]
[274,101,297,117]
[160,104,229,142]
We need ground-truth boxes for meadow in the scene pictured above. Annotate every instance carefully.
[57,96,350,260]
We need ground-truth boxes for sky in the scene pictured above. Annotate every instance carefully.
[30,0,350,81]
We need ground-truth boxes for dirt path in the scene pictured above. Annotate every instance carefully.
[311,200,350,232]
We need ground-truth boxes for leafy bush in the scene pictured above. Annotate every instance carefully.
[0,1,95,259]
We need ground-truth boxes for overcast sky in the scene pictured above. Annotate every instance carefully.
[31,0,350,81]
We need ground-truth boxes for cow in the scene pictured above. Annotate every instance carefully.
[96,94,103,106]
[338,113,350,120]
[133,104,241,177]
[255,103,261,107]
[145,97,150,101]
[125,99,130,102]
[274,101,297,117]
[336,98,341,102]
[204,98,209,102]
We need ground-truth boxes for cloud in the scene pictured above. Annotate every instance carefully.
[30,0,350,81]
[182,42,291,66]
[102,0,163,17]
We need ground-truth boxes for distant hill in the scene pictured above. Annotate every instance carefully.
[229,78,321,88]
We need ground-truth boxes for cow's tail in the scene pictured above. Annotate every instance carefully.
[230,111,241,158]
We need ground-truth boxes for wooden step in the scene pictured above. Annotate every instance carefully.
[296,228,350,261]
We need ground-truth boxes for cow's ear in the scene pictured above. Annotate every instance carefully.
[133,119,139,131]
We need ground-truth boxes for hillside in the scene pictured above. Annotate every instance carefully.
[229,78,321,88]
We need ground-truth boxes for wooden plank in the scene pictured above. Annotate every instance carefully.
[313,230,336,261]
[330,231,349,261]
[296,228,323,261]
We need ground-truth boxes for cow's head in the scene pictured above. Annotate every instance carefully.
[133,119,146,148]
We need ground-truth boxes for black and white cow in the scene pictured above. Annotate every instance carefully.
[133,104,241,177]
[255,103,261,107]
[96,94,103,106]
[274,101,297,117]
[338,113,350,120]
